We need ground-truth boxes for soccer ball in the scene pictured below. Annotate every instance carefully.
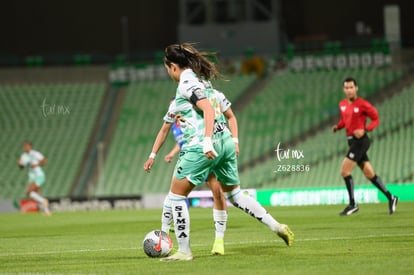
[142,230,173,258]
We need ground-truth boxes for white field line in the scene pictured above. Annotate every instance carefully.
[1,232,413,257]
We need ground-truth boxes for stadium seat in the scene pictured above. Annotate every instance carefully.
[240,81,413,188]
[236,68,401,166]
[0,82,106,199]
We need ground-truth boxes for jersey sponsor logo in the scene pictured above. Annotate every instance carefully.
[186,85,197,92]
[354,107,359,113]
[340,106,346,112]
[214,122,226,134]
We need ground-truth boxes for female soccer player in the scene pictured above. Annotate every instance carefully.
[161,91,237,255]
[332,77,398,216]
[18,141,51,216]
[143,43,293,261]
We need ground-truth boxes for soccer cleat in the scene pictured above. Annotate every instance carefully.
[211,238,224,255]
[160,251,193,262]
[388,196,399,215]
[277,224,294,247]
[339,204,359,216]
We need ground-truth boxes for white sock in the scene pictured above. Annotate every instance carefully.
[227,187,280,232]
[29,191,45,204]
[213,209,227,239]
[169,192,191,254]
[161,195,173,234]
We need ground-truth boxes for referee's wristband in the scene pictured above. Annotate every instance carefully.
[149,152,156,159]
[232,137,239,143]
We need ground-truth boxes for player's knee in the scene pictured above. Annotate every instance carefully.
[340,167,351,177]
[341,158,356,177]
[361,163,375,179]
[364,170,375,179]
[211,188,223,201]
[26,183,36,195]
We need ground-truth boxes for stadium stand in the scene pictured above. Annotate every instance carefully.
[0,83,106,199]
[236,68,403,166]
[0,67,407,199]
[212,74,257,102]
[94,80,177,196]
[239,82,414,189]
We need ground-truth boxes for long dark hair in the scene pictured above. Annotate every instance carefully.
[164,43,220,81]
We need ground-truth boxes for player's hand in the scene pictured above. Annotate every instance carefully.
[144,158,154,173]
[203,137,218,160]
[164,154,173,163]
[353,129,365,139]
[235,143,239,157]
[332,125,338,133]
[205,151,217,159]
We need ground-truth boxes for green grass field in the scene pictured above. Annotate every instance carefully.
[1,202,413,275]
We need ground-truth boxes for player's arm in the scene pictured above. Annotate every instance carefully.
[39,158,47,166]
[17,159,24,169]
[364,101,380,132]
[165,143,180,163]
[31,152,47,168]
[332,106,345,133]
[354,101,380,138]
[223,107,239,156]
[195,97,218,159]
[196,98,215,137]
[185,83,217,159]
[144,122,172,173]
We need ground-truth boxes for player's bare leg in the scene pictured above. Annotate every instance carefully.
[26,183,51,216]
[359,161,374,178]
[340,157,357,177]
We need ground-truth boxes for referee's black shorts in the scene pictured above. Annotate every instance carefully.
[346,134,370,165]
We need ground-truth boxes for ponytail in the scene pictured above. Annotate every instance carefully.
[164,43,221,80]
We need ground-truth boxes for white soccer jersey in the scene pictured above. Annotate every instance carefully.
[215,90,231,113]
[19,150,45,179]
[165,90,231,123]
[163,69,229,149]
